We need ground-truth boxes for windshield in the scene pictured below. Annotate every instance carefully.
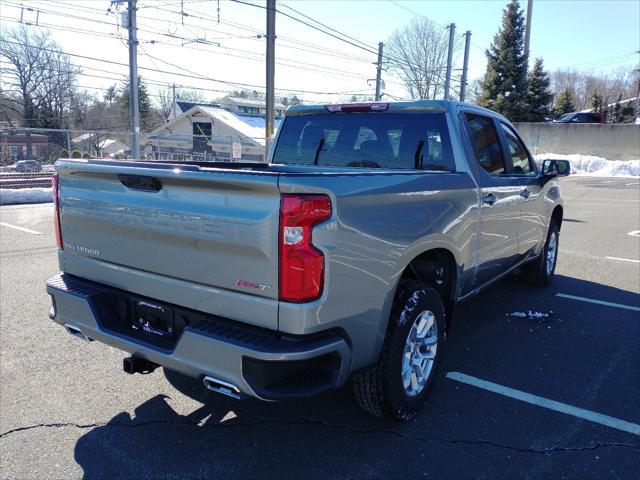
[273,112,454,171]
[558,113,576,122]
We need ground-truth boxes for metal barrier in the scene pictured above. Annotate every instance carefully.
[0,128,268,190]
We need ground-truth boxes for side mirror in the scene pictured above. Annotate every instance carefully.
[542,159,570,177]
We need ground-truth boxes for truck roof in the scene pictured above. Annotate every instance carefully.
[285,99,509,123]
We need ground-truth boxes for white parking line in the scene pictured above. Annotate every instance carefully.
[446,372,640,437]
[556,293,640,312]
[0,222,43,235]
[605,256,640,264]
[628,230,640,238]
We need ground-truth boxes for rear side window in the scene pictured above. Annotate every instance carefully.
[273,112,455,171]
[464,113,505,175]
[500,123,534,175]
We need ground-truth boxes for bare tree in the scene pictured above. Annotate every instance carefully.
[386,18,453,100]
[0,25,79,128]
[156,86,205,120]
[551,67,638,111]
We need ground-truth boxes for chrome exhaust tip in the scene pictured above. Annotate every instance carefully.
[64,324,91,342]
[203,375,241,400]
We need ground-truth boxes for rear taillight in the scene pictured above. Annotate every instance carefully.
[52,173,63,249]
[279,194,331,302]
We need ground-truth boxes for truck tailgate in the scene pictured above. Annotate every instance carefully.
[56,160,280,329]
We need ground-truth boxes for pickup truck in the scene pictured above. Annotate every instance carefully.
[46,100,569,420]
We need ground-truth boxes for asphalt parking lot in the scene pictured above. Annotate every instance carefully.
[1,176,639,479]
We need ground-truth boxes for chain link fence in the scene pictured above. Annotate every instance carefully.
[0,127,267,190]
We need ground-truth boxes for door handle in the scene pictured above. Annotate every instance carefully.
[482,193,497,206]
[520,188,530,199]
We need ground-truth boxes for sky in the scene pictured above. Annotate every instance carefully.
[1,0,639,104]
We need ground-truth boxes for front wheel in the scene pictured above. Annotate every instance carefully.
[522,220,559,286]
[352,280,445,421]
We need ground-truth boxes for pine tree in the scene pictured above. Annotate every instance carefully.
[478,0,530,121]
[117,76,153,129]
[555,89,575,117]
[612,94,622,123]
[526,58,553,121]
[590,92,604,113]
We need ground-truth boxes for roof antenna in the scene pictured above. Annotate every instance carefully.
[181,0,185,25]
[217,0,220,24]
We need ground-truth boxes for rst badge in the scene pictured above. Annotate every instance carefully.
[235,280,271,291]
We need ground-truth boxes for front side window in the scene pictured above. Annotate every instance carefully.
[464,113,505,175]
[273,112,454,171]
[500,124,534,175]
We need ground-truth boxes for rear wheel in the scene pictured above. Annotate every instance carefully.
[352,280,445,421]
[522,220,559,286]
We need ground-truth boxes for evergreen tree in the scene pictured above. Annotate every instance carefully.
[117,76,153,129]
[620,103,635,123]
[104,85,117,105]
[612,94,622,123]
[478,0,530,121]
[555,89,575,117]
[590,92,604,113]
[526,58,553,121]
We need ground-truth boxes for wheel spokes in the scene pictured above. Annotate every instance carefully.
[401,308,439,397]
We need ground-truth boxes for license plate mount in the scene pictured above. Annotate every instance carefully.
[133,300,174,338]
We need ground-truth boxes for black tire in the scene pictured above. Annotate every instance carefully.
[352,280,445,421]
[522,220,559,286]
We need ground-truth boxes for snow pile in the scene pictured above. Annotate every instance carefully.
[507,310,554,320]
[0,188,53,205]
[535,153,640,177]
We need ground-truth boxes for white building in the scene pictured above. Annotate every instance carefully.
[72,133,128,158]
[143,101,283,162]
[218,96,286,118]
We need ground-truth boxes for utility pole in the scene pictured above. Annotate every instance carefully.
[265,0,276,161]
[172,83,176,119]
[524,0,533,62]
[127,0,140,159]
[374,42,384,101]
[459,31,471,102]
[443,23,456,100]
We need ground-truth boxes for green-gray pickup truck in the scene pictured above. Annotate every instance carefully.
[47,100,569,420]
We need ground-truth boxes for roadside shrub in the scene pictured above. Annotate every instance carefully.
[81,152,90,159]
[59,148,69,158]
[71,150,82,158]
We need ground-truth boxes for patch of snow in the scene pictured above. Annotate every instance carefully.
[535,153,640,177]
[198,107,282,146]
[0,188,53,205]
[507,310,554,320]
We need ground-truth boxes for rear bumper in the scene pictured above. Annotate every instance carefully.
[46,274,352,400]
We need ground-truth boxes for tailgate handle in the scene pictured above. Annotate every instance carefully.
[118,174,162,192]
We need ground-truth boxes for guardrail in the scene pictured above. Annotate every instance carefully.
[0,173,53,189]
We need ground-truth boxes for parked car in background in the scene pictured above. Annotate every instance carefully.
[13,160,42,172]
[554,112,604,123]
[46,100,570,420]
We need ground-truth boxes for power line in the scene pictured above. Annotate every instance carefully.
[278,2,377,52]
[387,0,447,29]
[1,6,375,82]
[131,0,370,63]
[3,1,410,97]
[112,0,378,63]
[561,52,639,70]
[173,0,381,58]
[388,0,486,54]
[0,40,372,99]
